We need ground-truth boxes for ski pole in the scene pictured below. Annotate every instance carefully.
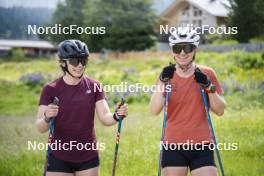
[158,81,170,176]
[43,97,59,176]
[112,98,126,176]
[200,89,225,176]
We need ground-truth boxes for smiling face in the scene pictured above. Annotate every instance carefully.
[173,50,195,66]
[172,44,196,66]
[61,58,87,78]
[66,61,85,77]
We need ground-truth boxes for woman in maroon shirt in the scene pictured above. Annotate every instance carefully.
[36,40,128,176]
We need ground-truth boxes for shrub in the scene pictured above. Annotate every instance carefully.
[236,51,264,69]
[7,48,29,62]
[212,39,239,45]
[249,36,264,43]
[19,73,51,87]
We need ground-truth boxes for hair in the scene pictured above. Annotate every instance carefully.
[59,59,67,75]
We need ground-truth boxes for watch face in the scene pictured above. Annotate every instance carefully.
[211,85,216,93]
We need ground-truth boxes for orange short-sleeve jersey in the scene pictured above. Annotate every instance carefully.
[163,65,223,144]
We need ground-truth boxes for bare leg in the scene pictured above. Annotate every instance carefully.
[75,166,99,176]
[163,166,188,176]
[191,166,218,176]
[46,172,74,176]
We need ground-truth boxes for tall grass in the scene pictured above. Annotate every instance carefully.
[0,51,263,175]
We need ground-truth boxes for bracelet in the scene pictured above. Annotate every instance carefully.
[113,113,119,122]
[44,112,51,123]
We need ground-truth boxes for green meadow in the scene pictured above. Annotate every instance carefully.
[0,51,264,175]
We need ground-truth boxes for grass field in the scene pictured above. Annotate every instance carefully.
[0,51,264,175]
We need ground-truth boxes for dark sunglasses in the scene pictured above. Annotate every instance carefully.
[172,44,196,54]
[67,58,88,67]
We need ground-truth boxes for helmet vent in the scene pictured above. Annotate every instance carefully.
[63,46,69,53]
[70,45,75,51]
[180,34,187,38]
[190,34,195,39]
[75,41,81,50]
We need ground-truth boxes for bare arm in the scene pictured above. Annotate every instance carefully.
[150,80,165,116]
[208,93,226,116]
[194,67,226,116]
[36,104,59,133]
[95,99,128,126]
[36,105,50,133]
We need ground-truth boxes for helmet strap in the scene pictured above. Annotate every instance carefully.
[61,61,83,79]
[174,54,196,72]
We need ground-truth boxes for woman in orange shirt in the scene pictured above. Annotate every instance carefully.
[150,29,226,176]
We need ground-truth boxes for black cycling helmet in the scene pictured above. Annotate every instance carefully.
[58,40,89,59]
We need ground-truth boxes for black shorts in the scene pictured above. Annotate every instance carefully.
[47,153,99,173]
[161,145,216,171]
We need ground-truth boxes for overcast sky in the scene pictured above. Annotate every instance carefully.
[0,0,174,13]
[0,0,63,8]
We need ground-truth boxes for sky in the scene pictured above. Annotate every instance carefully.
[0,0,175,13]
[153,0,175,14]
[0,0,63,8]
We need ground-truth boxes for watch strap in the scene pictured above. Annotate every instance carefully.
[113,113,119,122]
[44,112,51,123]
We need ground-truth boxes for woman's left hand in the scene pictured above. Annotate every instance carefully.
[194,67,211,88]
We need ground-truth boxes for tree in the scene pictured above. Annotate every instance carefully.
[0,7,53,40]
[228,0,264,42]
[43,0,157,52]
[254,0,264,38]
[83,0,158,52]
[39,0,86,43]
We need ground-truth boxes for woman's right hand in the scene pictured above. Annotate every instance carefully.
[159,64,176,82]
[44,104,59,119]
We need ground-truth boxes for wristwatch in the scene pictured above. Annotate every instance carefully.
[206,84,216,94]
[113,113,119,122]
[44,112,51,123]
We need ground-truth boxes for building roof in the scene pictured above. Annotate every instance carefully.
[0,46,11,50]
[188,0,230,17]
[161,0,230,18]
[0,39,56,49]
